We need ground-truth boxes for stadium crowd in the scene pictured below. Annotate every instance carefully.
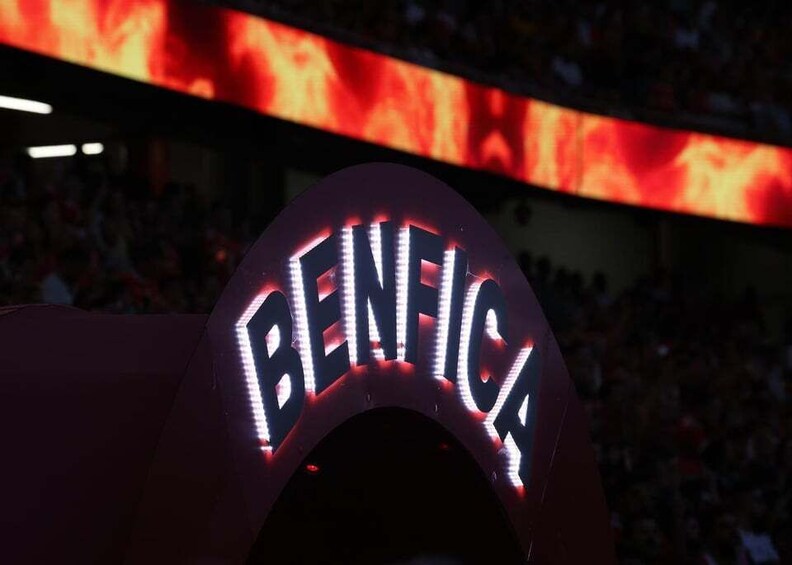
[245,0,792,142]
[0,154,254,314]
[525,254,790,564]
[1,155,790,564]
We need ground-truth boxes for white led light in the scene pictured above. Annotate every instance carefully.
[485,346,533,438]
[457,280,484,412]
[275,373,292,409]
[236,293,273,452]
[81,142,104,155]
[485,309,502,340]
[395,226,411,361]
[434,249,457,380]
[342,222,390,363]
[340,226,358,366]
[485,345,534,487]
[368,222,389,360]
[503,434,523,487]
[518,394,529,425]
[289,235,328,394]
[369,223,384,286]
[266,324,281,355]
[367,301,385,361]
[26,144,76,159]
[0,94,52,114]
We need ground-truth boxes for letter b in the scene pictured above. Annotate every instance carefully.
[247,291,306,450]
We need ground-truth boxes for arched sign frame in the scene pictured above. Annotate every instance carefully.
[127,164,613,563]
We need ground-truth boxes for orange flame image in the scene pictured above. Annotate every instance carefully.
[1,0,791,227]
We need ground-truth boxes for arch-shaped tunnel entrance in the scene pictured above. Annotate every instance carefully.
[247,408,524,564]
[0,165,613,563]
[117,164,614,563]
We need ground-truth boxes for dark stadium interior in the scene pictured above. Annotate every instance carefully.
[1,1,791,563]
[248,408,524,564]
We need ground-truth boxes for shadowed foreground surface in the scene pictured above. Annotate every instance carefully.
[248,408,525,565]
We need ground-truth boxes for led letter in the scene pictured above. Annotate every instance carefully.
[342,222,397,365]
[492,345,540,487]
[290,234,350,394]
[397,225,443,364]
[238,291,306,451]
[434,246,467,382]
[457,279,509,413]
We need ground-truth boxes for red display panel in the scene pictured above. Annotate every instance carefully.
[1,0,791,227]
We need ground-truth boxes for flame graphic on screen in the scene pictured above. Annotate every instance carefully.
[1,0,791,227]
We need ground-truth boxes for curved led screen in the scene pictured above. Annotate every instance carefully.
[1,0,791,227]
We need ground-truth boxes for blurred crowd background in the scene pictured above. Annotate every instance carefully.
[532,255,790,564]
[0,154,253,314]
[2,150,790,563]
[241,0,792,143]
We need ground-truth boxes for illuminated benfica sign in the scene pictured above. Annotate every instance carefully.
[0,165,616,565]
[188,164,616,561]
[236,220,538,488]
